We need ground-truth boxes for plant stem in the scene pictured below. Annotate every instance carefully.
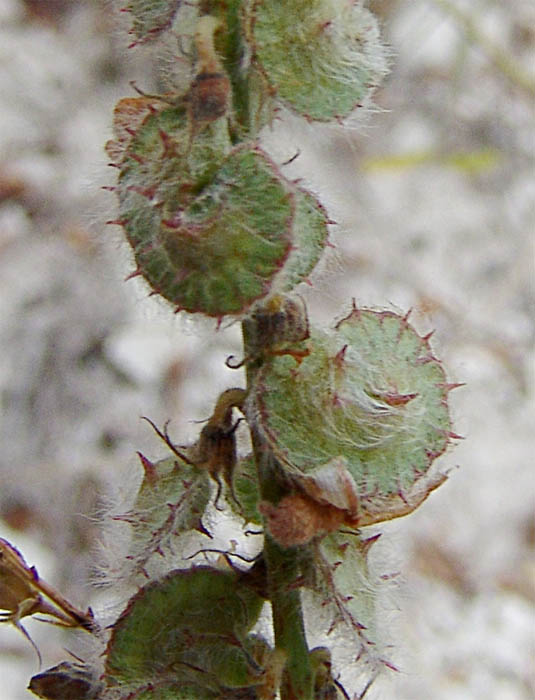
[221,0,251,138]
[242,319,314,700]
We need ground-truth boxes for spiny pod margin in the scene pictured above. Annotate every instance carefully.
[248,306,455,528]
[107,98,329,318]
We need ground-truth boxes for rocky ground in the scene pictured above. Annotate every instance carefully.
[0,0,533,698]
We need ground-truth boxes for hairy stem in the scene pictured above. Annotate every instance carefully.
[243,318,314,700]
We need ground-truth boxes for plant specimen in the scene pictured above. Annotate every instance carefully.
[16,2,460,698]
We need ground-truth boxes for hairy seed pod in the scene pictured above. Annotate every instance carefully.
[106,95,329,317]
[248,0,389,122]
[104,567,266,693]
[248,305,458,526]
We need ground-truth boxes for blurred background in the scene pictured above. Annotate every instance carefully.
[0,0,533,697]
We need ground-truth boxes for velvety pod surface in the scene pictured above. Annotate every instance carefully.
[302,532,386,677]
[120,454,211,578]
[104,567,265,694]
[250,0,389,121]
[276,189,329,292]
[107,100,310,317]
[251,307,453,524]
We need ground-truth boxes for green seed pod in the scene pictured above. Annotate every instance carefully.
[230,454,262,524]
[104,567,266,693]
[107,98,329,318]
[277,188,330,292]
[155,144,295,316]
[117,453,211,578]
[305,532,388,691]
[248,306,457,526]
[248,0,389,122]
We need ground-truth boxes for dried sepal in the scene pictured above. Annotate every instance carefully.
[28,661,101,700]
[298,457,359,518]
[112,388,246,581]
[310,647,350,700]
[240,293,310,365]
[0,538,95,664]
[259,493,349,548]
[188,387,246,495]
[259,457,362,548]
[145,387,246,507]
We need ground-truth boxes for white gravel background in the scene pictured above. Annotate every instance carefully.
[0,1,533,698]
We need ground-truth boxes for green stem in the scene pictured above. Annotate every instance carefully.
[243,319,314,700]
[222,0,251,137]
[206,0,251,140]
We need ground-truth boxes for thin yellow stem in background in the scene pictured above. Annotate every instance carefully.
[431,0,535,97]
